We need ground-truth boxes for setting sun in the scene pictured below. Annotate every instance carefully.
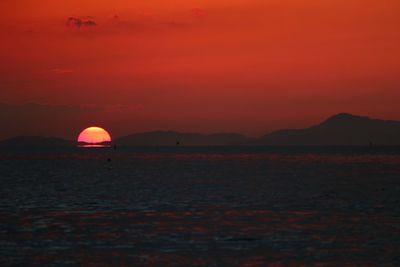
[77,127,111,144]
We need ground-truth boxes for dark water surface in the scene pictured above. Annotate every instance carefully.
[1,146,400,266]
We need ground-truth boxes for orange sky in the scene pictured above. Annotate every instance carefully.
[1,0,400,139]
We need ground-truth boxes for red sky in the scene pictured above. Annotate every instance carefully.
[0,0,400,139]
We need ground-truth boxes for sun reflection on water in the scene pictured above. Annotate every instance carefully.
[78,144,111,148]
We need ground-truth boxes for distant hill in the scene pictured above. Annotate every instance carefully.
[115,131,250,146]
[0,136,73,147]
[256,113,400,146]
[1,114,400,147]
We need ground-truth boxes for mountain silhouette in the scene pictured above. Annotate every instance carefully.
[256,113,400,145]
[115,131,250,146]
[1,113,400,146]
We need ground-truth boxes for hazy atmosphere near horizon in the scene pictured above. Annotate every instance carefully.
[1,1,400,266]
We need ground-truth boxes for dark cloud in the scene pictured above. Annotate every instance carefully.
[66,17,97,28]
[110,14,120,20]
[191,8,206,20]
[49,68,75,74]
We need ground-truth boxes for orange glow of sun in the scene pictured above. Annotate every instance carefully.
[77,127,112,144]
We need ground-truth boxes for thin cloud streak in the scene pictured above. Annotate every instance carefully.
[66,17,97,28]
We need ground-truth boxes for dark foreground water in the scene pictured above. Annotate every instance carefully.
[1,146,400,266]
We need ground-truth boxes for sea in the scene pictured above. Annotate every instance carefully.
[0,146,399,266]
